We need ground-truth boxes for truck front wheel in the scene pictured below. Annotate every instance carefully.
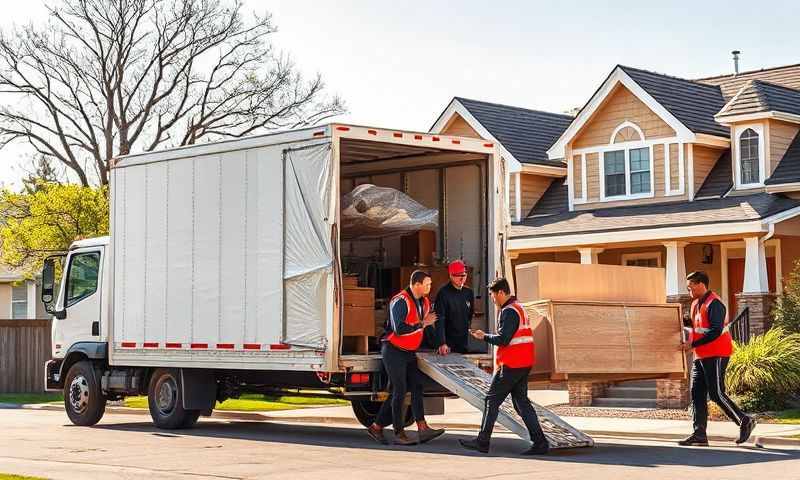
[148,368,201,429]
[351,398,413,428]
[63,360,107,426]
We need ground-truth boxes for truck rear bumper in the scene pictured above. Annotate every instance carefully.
[44,359,63,392]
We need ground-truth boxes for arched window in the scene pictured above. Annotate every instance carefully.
[739,128,760,185]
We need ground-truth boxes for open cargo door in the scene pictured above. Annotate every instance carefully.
[417,353,593,449]
[282,142,335,349]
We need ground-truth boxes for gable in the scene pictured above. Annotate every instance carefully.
[440,113,483,138]
[572,85,675,149]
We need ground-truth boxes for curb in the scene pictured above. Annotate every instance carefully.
[7,403,800,447]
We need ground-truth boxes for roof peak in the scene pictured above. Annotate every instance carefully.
[617,65,723,91]
[453,96,574,120]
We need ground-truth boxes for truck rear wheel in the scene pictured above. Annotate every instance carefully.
[63,360,107,426]
[148,368,201,429]
[351,398,413,428]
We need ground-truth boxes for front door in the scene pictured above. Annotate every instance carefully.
[727,257,776,316]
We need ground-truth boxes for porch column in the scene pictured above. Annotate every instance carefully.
[663,241,691,319]
[737,236,775,336]
[578,247,603,264]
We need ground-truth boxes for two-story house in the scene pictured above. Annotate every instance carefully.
[433,63,800,339]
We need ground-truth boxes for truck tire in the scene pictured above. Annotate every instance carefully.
[63,360,107,426]
[148,368,201,429]
[350,398,414,428]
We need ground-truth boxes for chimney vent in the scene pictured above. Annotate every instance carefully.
[732,50,741,75]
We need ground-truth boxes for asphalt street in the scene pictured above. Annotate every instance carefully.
[1,409,799,479]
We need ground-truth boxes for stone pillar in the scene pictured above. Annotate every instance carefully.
[656,378,690,409]
[735,293,776,337]
[567,381,609,406]
[578,248,604,265]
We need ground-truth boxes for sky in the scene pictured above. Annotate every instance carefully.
[1,0,799,187]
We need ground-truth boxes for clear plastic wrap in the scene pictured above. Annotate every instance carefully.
[341,184,438,240]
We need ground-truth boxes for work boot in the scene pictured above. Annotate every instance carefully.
[521,441,550,455]
[737,416,756,444]
[678,432,709,446]
[417,426,446,444]
[393,430,418,446]
[366,424,388,445]
[459,438,489,453]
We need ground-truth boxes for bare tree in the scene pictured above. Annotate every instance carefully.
[0,0,345,186]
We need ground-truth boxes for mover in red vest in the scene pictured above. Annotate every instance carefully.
[460,277,549,455]
[366,270,444,446]
[679,271,755,446]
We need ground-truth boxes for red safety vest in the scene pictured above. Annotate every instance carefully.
[495,301,535,369]
[386,290,430,352]
[690,291,733,359]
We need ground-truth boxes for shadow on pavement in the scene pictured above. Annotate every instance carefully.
[93,418,800,467]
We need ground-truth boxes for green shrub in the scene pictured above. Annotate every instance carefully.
[726,328,800,408]
[773,259,800,334]
[734,390,787,412]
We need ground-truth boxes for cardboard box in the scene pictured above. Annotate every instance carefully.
[343,305,376,336]
[344,287,375,308]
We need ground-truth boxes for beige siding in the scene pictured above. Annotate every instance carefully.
[654,145,665,197]
[441,114,482,138]
[572,85,675,149]
[509,175,517,218]
[572,154,583,199]
[586,153,600,202]
[669,144,680,188]
[693,145,726,193]
[0,284,10,317]
[769,120,800,177]
[520,174,553,216]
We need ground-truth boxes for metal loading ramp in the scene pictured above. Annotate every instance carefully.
[417,353,594,449]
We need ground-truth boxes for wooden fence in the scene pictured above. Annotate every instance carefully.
[0,319,52,393]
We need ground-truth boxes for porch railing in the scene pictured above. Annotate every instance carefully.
[729,307,751,344]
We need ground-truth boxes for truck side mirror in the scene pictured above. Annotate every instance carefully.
[42,258,56,306]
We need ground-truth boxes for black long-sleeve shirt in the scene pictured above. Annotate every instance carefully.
[484,296,520,347]
[426,283,474,351]
[382,288,425,340]
[691,291,726,348]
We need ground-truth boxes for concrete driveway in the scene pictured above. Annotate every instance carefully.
[1,409,799,480]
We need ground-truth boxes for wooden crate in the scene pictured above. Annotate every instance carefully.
[343,275,359,288]
[344,286,375,308]
[522,300,685,377]
[343,305,375,336]
[515,262,665,304]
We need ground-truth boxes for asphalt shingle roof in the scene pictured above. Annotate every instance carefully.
[510,193,800,239]
[527,179,568,217]
[717,80,800,118]
[697,64,800,99]
[766,131,800,185]
[453,97,573,167]
[695,149,733,198]
[619,66,730,138]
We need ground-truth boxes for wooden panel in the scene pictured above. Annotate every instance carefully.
[572,155,582,199]
[343,287,375,308]
[769,120,800,176]
[441,114,483,138]
[572,85,675,149]
[515,262,665,304]
[343,306,375,336]
[693,145,725,193]
[586,153,600,201]
[0,319,52,393]
[519,174,552,216]
[547,302,684,374]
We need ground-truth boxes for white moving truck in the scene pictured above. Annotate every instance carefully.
[42,124,509,429]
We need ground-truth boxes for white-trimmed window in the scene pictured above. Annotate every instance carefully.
[601,145,654,200]
[604,150,626,196]
[735,124,765,188]
[629,147,651,194]
[621,252,662,268]
[11,283,28,319]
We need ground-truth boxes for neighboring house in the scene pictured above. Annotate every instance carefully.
[0,266,47,319]
[499,63,800,337]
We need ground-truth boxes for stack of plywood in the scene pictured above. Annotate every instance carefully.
[515,262,685,379]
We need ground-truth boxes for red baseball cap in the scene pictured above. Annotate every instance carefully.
[448,260,467,276]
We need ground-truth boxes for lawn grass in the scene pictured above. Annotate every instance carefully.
[773,409,800,425]
[0,393,62,405]
[123,393,348,411]
[0,474,47,480]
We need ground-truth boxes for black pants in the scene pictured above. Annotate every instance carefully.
[375,342,425,431]
[478,365,547,446]
[691,356,747,435]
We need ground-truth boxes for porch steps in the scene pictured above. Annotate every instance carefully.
[592,380,658,408]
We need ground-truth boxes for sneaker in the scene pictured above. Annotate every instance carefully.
[459,438,489,453]
[366,424,388,445]
[393,431,418,446]
[678,433,709,446]
[737,416,756,444]
[521,442,550,455]
[417,427,445,444]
